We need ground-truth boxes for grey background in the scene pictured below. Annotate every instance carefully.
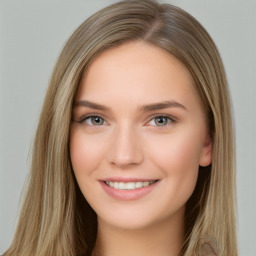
[0,0,255,255]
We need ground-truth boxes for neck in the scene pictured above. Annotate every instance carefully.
[92,208,185,256]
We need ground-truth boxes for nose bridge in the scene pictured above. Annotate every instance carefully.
[108,122,144,167]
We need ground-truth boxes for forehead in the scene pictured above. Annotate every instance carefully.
[76,41,200,110]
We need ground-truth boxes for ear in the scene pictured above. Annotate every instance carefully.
[199,134,212,167]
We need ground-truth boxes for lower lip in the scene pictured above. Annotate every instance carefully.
[100,181,159,200]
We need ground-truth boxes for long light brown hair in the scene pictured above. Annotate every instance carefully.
[4,1,237,255]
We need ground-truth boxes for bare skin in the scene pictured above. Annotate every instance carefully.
[70,41,212,256]
[93,207,184,256]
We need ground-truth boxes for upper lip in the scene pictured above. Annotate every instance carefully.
[101,177,159,182]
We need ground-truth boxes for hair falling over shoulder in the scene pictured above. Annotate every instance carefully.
[4,1,238,255]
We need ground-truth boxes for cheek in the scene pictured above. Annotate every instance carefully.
[69,127,106,180]
[146,129,203,203]
[148,128,203,169]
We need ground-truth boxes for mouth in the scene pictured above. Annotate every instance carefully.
[104,180,158,190]
[100,178,160,200]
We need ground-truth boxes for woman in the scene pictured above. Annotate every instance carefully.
[4,0,238,255]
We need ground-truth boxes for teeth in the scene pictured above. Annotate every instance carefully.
[105,181,156,190]
[135,182,142,188]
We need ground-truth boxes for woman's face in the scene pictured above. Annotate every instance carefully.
[70,41,211,230]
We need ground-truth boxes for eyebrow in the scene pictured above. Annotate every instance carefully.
[74,100,110,111]
[139,100,187,112]
[74,100,187,112]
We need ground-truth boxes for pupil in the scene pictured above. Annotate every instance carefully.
[93,117,102,124]
[156,117,166,125]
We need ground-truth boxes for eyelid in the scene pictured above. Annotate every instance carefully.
[77,114,108,125]
[74,113,177,127]
[146,114,177,127]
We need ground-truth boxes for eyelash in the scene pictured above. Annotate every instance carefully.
[78,115,107,126]
[147,115,176,128]
[77,114,176,128]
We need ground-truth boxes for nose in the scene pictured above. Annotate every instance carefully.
[107,125,144,168]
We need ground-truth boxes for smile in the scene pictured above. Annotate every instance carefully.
[104,180,158,190]
[101,178,160,200]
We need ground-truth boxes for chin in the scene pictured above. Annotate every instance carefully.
[96,202,185,232]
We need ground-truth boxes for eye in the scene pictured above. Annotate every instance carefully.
[148,116,173,126]
[83,115,107,126]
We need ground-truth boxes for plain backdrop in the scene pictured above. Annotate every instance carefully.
[0,0,255,255]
